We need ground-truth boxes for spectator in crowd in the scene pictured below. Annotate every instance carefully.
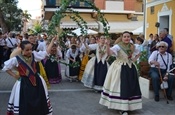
[5,32,18,60]
[37,34,48,51]
[22,33,28,41]
[159,29,172,53]
[130,32,135,43]
[150,34,159,53]
[0,32,6,69]
[148,41,174,102]
[164,28,173,41]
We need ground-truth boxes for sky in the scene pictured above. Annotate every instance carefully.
[17,0,42,19]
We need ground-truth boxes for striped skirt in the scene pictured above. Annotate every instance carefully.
[7,74,53,115]
[99,60,142,111]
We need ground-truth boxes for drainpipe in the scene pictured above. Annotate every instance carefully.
[143,0,146,38]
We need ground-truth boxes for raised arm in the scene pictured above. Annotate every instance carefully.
[47,36,57,54]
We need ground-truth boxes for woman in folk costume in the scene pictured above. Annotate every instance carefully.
[26,35,50,88]
[65,44,81,82]
[2,37,57,115]
[80,36,110,91]
[78,36,96,80]
[44,43,62,84]
[99,31,142,115]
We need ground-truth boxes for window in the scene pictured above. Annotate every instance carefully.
[70,0,94,8]
[150,6,154,14]
[46,0,56,6]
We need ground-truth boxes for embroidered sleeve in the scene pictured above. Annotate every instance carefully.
[2,57,18,71]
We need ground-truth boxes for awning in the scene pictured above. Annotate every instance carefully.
[60,21,99,29]
[132,26,143,35]
[98,21,143,33]
[72,28,98,36]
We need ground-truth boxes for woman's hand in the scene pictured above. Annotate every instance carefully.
[51,36,57,43]
[6,70,20,80]
[14,74,20,80]
[105,39,110,45]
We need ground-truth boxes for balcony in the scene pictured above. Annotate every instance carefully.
[45,0,94,9]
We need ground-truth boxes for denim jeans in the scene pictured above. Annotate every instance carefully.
[149,67,175,96]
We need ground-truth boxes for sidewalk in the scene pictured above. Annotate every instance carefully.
[0,68,175,115]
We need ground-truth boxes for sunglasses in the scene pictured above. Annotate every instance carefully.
[159,46,165,48]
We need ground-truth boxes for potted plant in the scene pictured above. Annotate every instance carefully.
[138,51,150,78]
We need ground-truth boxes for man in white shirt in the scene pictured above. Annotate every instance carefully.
[22,33,29,41]
[37,34,47,51]
[5,33,18,60]
[148,41,174,102]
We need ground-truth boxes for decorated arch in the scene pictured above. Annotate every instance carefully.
[47,0,110,37]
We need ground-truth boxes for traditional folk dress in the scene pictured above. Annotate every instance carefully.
[3,51,53,115]
[44,54,62,84]
[32,42,50,88]
[65,48,81,81]
[99,44,142,111]
[36,61,50,88]
[78,50,96,81]
[81,44,109,91]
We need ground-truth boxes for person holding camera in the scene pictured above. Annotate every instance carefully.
[149,41,174,102]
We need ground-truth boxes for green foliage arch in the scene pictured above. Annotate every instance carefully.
[48,0,110,37]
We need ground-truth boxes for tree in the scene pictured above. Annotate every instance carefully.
[0,0,31,33]
[28,20,42,35]
[0,9,8,33]
[22,10,31,33]
[22,10,31,22]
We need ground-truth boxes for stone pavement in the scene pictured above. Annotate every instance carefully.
[0,64,175,115]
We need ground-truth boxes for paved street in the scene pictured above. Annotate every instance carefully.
[0,63,175,115]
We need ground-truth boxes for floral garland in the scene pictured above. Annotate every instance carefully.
[47,0,109,37]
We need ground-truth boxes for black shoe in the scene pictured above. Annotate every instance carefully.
[119,111,128,115]
[167,96,173,101]
[154,96,159,102]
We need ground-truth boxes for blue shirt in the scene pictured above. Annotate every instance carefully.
[162,36,172,53]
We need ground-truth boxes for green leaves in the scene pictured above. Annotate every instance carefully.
[139,51,148,62]
[47,0,109,38]
[0,0,31,32]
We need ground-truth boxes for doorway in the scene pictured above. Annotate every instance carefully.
[159,15,169,31]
